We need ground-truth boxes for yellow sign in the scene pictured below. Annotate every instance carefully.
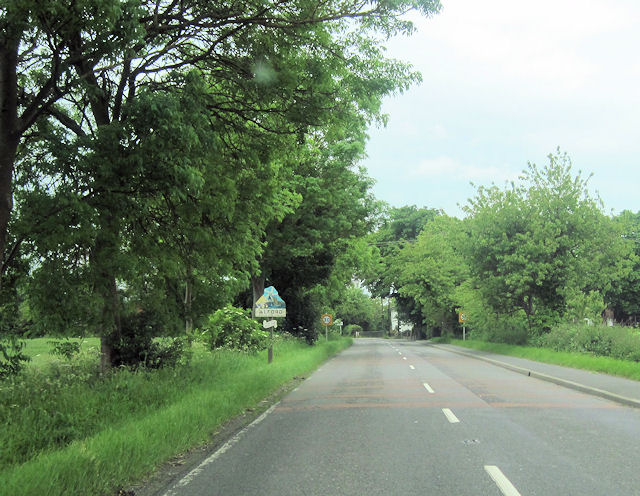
[458,312,467,323]
[321,313,333,326]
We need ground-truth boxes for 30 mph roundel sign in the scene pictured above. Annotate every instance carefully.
[321,313,333,326]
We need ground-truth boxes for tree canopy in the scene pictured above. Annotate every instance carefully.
[1,0,443,364]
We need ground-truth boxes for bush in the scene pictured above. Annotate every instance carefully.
[537,323,640,361]
[0,336,30,379]
[49,340,81,360]
[204,306,269,353]
[108,312,187,368]
[344,324,363,336]
[467,314,529,345]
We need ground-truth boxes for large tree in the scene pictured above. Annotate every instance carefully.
[4,0,442,364]
[392,215,468,336]
[252,126,380,337]
[0,0,442,282]
[366,205,441,336]
[463,151,629,336]
[605,210,640,323]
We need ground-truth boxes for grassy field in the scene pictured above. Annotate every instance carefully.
[443,338,640,381]
[22,337,101,367]
[0,337,351,496]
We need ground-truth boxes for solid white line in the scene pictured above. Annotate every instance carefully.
[423,382,435,394]
[409,365,415,370]
[162,403,280,495]
[442,408,460,423]
[484,466,522,496]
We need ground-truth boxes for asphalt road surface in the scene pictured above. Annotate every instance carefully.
[161,339,640,496]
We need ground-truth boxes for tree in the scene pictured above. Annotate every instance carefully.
[605,210,640,323]
[3,0,443,365]
[392,215,468,336]
[1,0,442,283]
[0,0,143,284]
[334,286,384,333]
[253,128,380,338]
[463,150,628,337]
[366,205,441,336]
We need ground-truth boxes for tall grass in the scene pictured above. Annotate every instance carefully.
[0,338,351,496]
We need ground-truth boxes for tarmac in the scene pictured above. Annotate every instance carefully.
[430,342,640,409]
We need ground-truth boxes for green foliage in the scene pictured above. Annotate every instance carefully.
[258,131,382,336]
[392,215,468,336]
[48,340,81,361]
[0,336,30,379]
[334,286,384,333]
[536,323,640,361]
[344,324,363,336]
[108,313,188,369]
[606,210,640,322]
[463,150,629,336]
[3,0,441,366]
[564,290,606,323]
[365,205,441,335]
[205,306,269,354]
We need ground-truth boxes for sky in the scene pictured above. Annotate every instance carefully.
[362,0,640,218]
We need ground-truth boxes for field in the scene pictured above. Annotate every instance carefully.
[22,337,101,368]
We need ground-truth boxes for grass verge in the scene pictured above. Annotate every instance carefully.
[441,338,640,381]
[0,337,351,496]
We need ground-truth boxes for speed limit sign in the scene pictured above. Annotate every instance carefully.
[321,313,333,326]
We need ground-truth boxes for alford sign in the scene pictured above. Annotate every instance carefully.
[254,286,286,317]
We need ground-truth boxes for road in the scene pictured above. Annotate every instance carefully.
[161,339,640,495]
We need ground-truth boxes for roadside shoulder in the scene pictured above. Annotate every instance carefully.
[430,342,640,409]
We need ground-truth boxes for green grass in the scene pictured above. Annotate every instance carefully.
[443,338,640,381]
[22,337,101,368]
[0,337,351,496]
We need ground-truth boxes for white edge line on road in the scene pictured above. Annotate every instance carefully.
[409,365,415,370]
[162,402,280,496]
[423,382,435,394]
[442,408,460,423]
[430,343,640,409]
[484,465,522,496]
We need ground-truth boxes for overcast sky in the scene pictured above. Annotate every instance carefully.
[362,0,640,217]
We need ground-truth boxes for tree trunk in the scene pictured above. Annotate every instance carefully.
[0,138,17,287]
[93,213,122,371]
[0,40,19,290]
[251,274,265,317]
[184,263,193,339]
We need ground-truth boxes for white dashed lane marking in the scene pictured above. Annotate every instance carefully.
[484,466,522,496]
[442,408,460,423]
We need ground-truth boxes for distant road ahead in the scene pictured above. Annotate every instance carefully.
[162,339,640,495]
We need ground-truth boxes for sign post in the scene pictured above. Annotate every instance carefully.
[254,287,286,363]
[321,313,333,341]
[458,312,467,340]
